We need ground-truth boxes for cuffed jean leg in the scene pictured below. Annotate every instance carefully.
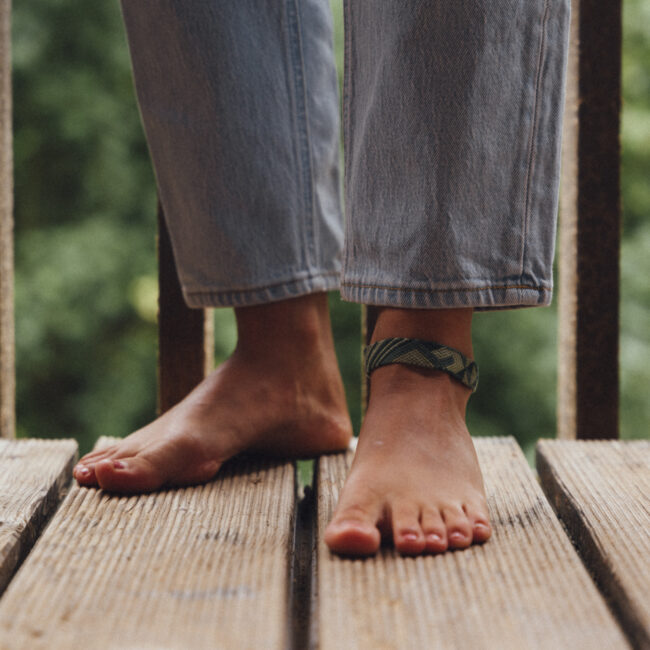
[120,0,343,307]
[340,0,571,310]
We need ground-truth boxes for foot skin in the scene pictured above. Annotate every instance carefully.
[74,294,352,493]
[324,308,492,556]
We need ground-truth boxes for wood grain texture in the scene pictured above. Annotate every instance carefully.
[537,439,650,649]
[0,439,77,595]
[158,205,213,414]
[0,438,296,649]
[361,306,379,415]
[316,437,628,650]
[557,0,621,440]
[0,0,14,439]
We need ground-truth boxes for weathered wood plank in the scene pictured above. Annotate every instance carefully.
[158,205,213,414]
[315,437,629,649]
[0,439,77,595]
[557,0,622,439]
[537,439,650,649]
[0,438,296,649]
[0,0,14,439]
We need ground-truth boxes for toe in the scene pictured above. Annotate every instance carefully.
[94,456,165,493]
[73,463,98,487]
[442,505,473,549]
[420,508,448,553]
[77,446,118,465]
[465,502,492,544]
[75,447,119,486]
[325,505,382,557]
[391,503,425,555]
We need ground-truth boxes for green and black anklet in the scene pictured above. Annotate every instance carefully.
[364,337,479,392]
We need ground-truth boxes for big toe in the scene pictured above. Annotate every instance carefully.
[325,508,381,556]
[74,448,117,486]
[94,456,165,493]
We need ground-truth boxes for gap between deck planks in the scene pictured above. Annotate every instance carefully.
[0,438,297,650]
[0,439,77,596]
[316,437,629,650]
[0,437,640,649]
[537,439,650,650]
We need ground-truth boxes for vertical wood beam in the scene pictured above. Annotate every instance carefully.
[157,205,213,414]
[557,0,622,439]
[361,306,378,412]
[0,0,15,439]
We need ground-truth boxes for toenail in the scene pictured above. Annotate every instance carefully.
[113,460,126,469]
[402,533,419,542]
[426,533,442,542]
[449,531,468,543]
[474,523,491,538]
[77,466,90,477]
[337,519,369,529]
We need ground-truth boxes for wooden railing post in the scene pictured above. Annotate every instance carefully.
[361,306,379,412]
[157,204,213,414]
[0,0,14,439]
[557,0,622,439]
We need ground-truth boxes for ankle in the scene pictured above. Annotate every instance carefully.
[370,307,474,358]
[369,363,471,416]
[234,293,335,359]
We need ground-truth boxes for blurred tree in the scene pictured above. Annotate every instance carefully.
[13,0,159,452]
[619,0,650,440]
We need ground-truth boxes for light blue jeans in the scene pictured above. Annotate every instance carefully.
[120,0,570,310]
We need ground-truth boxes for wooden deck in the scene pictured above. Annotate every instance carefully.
[0,437,647,649]
[0,1,640,648]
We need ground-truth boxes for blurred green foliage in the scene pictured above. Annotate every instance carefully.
[12,0,649,456]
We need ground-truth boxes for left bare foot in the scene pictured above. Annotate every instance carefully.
[324,308,492,556]
[73,294,352,493]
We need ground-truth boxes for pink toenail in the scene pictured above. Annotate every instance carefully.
[113,460,126,469]
[77,466,90,477]
[449,532,468,543]
[427,533,442,542]
[339,520,369,530]
[402,533,419,542]
[474,524,491,539]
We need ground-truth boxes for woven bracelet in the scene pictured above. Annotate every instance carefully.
[364,337,479,392]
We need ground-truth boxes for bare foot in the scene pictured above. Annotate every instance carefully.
[324,308,491,556]
[74,294,352,492]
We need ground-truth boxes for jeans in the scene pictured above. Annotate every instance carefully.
[120,0,571,310]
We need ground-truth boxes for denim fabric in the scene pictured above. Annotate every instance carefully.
[120,0,570,310]
[120,0,343,307]
[341,0,571,309]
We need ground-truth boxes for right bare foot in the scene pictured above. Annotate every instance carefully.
[73,293,352,492]
[324,307,491,556]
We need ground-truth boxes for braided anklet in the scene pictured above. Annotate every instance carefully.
[364,337,479,392]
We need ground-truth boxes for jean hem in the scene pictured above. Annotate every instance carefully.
[340,282,552,310]
[183,272,341,308]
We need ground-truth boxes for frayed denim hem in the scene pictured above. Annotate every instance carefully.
[340,282,552,311]
[183,272,341,308]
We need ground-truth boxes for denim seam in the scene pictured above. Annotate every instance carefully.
[341,285,552,310]
[185,273,342,308]
[286,0,317,272]
[342,0,353,272]
[521,0,551,279]
[341,281,550,294]
[185,270,342,295]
